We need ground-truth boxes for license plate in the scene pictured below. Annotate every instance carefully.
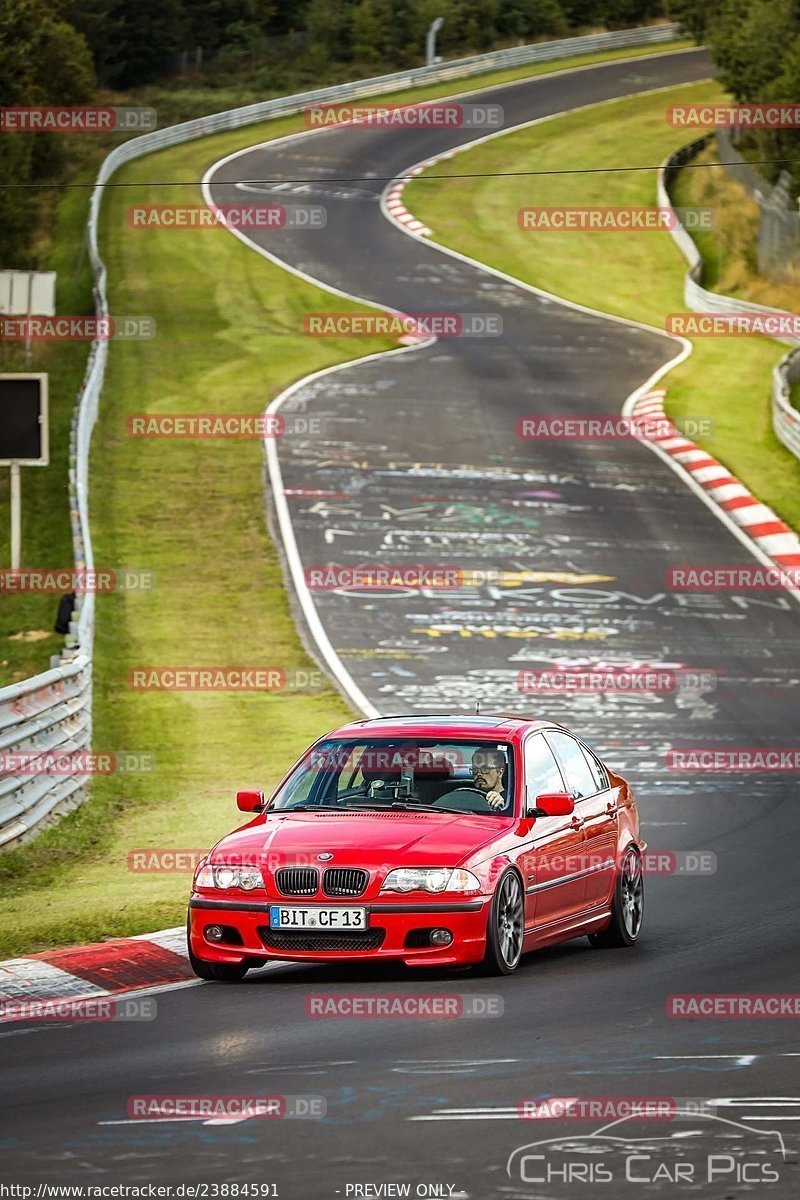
[269,905,367,931]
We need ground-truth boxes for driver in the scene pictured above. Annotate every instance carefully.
[471,748,507,810]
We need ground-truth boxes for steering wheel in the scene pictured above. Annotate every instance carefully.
[435,786,501,811]
[448,786,488,796]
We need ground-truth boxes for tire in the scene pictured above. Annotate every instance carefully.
[186,915,250,981]
[589,845,644,948]
[481,870,525,975]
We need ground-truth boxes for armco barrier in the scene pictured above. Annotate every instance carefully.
[0,657,92,847]
[773,346,800,460]
[659,137,800,461]
[0,23,683,849]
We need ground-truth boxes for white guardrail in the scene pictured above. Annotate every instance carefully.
[659,137,800,461]
[0,22,683,849]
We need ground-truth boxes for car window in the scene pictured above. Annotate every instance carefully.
[545,732,599,799]
[580,744,608,792]
[336,744,367,796]
[524,734,565,804]
[270,739,514,814]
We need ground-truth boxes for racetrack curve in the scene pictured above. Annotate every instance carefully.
[3,49,800,1198]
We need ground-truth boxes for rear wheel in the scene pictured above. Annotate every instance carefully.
[481,870,524,975]
[186,915,250,981]
[589,846,643,948]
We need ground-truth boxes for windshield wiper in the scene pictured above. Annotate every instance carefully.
[279,804,344,812]
[383,801,475,815]
[393,801,502,816]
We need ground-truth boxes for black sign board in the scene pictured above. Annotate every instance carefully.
[0,374,49,465]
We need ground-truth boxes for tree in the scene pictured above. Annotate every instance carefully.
[304,0,354,66]
[667,0,712,42]
[352,0,394,64]
[60,0,124,87]
[0,0,94,264]
[98,0,188,87]
[559,0,606,27]
[712,0,796,102]
[496,0,568,40]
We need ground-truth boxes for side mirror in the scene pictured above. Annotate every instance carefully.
[237,789,265,813]
[531,791,574,817]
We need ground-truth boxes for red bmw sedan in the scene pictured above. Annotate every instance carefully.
[187,715,644,979]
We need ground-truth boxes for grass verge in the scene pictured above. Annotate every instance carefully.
[671,142,800,305]
[0,173,96,682]
[405,81,800,532]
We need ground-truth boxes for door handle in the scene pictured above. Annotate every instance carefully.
[570,816,584,830]
[605,803,618,815]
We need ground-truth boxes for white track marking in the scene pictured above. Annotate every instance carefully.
[98,1117,244,1127]
[410,1112,522,1121]
[655,1055,759,1066]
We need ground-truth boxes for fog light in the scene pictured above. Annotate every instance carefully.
[430,928,453,947]
[205,924,225,942]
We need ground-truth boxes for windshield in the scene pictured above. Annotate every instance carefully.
[270,739,516,816]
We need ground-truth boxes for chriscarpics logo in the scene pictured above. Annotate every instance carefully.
[506,1112,787,1194]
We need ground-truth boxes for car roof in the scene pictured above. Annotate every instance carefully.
[323,715,563,741]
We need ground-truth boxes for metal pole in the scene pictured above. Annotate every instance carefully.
[24,272,32,369]
[426,17,444,68]
[10,463,21,570]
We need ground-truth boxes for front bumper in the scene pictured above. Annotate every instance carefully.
[188,895,490,967]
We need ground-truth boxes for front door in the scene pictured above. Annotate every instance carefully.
[546,732,617,909]
[520,733,587,931]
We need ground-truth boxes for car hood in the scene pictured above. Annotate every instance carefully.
[211,809,508,868]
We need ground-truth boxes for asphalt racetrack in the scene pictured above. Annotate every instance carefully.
[3,48,800,1198]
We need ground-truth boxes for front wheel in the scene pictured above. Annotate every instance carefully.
[481,870,525,975]
[589,846,644,948]
[187,916,250,981]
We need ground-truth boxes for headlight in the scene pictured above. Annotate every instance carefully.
[381,867,480,894]
[194,863,264,891]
